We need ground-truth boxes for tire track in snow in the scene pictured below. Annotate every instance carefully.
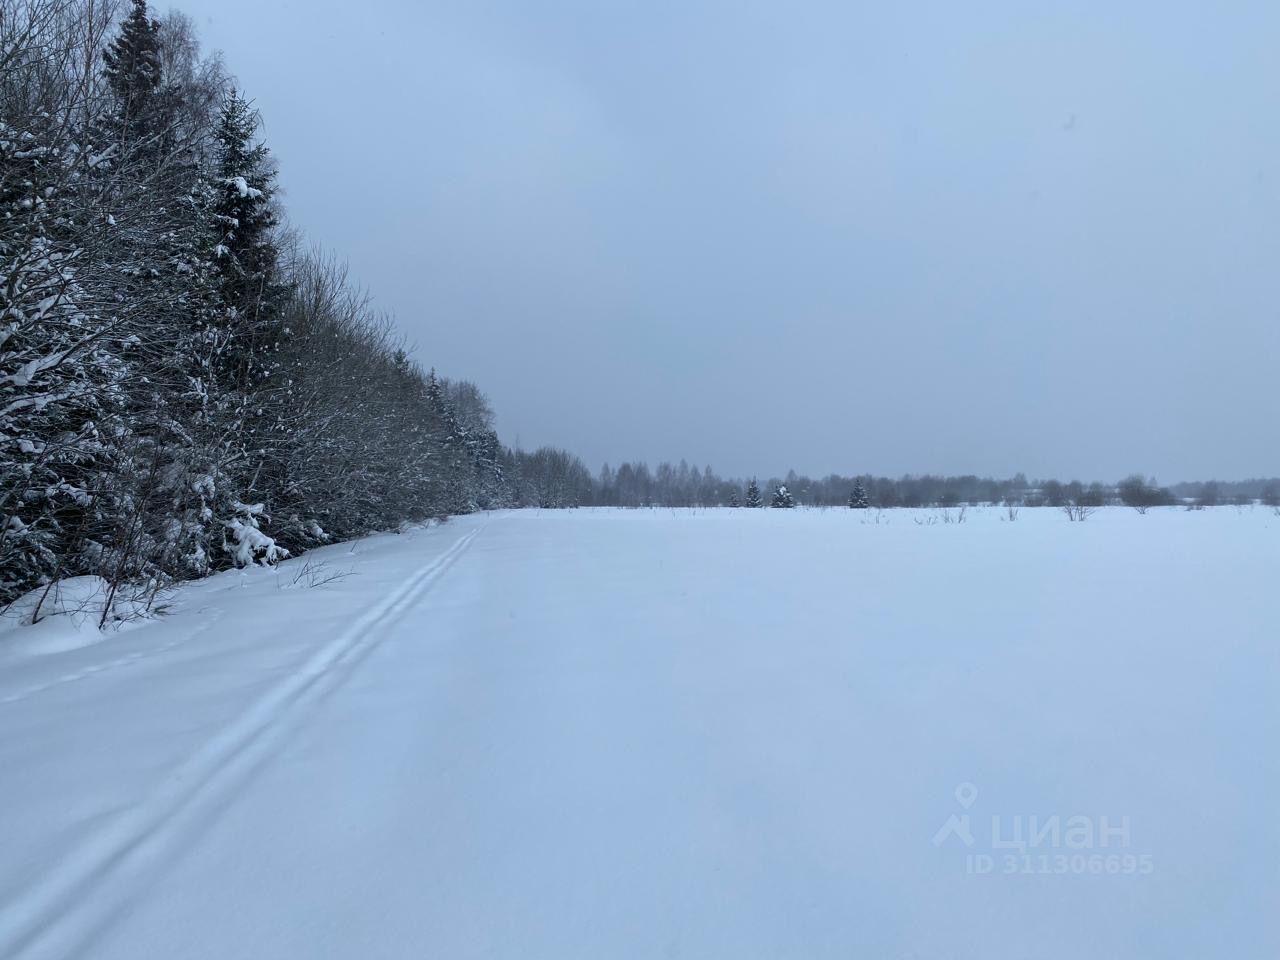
[0,526,482,960]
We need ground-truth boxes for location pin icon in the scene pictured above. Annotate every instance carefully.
[955,782,978,809]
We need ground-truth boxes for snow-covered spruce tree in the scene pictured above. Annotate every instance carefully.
[771,484,795,508]
[102,0,162,137]
[848,478,869,509]
[202,89,291,566]
[728,491,740,508]
[744,477,762,508]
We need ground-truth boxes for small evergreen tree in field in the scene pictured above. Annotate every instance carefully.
[744,478,762,508]
[772,484,795,508]
[728,491,740,508]
[849,478,869,509]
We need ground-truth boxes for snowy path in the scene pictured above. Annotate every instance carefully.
[0,526,482,959]
[0,509,1276,958]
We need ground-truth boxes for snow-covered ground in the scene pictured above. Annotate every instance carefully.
[0,507,1276,959]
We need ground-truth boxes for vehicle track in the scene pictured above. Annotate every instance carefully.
[0,526,482,960]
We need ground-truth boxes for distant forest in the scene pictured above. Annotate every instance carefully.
[517,459,1280,510]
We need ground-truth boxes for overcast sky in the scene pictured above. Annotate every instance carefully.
[176,0,1278,481]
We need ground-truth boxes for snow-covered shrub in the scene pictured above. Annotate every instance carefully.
[224,502,288,567]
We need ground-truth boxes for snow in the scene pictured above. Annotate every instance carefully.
[224,176,262,200]
[0,577,118,658]
[0,507,1276,959]
[225,500,289,566]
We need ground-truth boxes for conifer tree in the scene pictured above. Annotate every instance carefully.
[849,478,869,509]
[203,89,289,563]
[103,0,163,121]
[744,478,762,508]
[771,484,795,508]
[210,91,285,350]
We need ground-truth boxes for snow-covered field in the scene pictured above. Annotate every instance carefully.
[0,507,1276,959]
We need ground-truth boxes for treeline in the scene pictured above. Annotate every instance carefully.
[590,465,1050,509]
[0,0,587,608]
[575,464,1280,510]
[590,465,1057,509]
[1167,478,1280,507]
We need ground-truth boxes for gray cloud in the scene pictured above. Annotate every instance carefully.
[179,0,1280,480]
